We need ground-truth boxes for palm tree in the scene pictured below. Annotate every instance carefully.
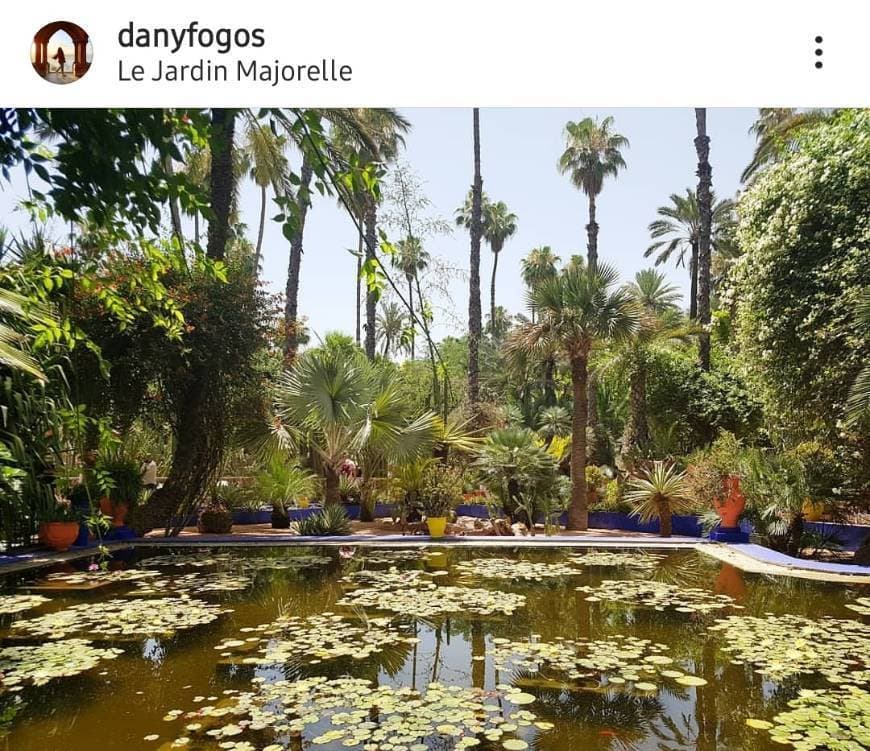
[243,120,289,271]
[274,347,436,504]
[521,246,560,290]
[537,405,571,445]
[332,109,411,361]
[600,269,693,461]
[558,116,629,265]
[694,108,713,371]
[464,108,484,410]
[0,288,47,380]
[482,201,518,324]
[376,301,409,359]
[742,108,831,182]
[645,190,736,319]
[511,261,640,529]
[392,236,429,359]
[625,461,693,538]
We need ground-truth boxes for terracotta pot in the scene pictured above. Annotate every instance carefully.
[426,516,448,538]
[39,521,80,552]
[111,501,129,527]
[713,474,745,528]
[713,563,747,601]
[99,496,113,516]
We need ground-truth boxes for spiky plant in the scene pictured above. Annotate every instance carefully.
[624,461,693,538]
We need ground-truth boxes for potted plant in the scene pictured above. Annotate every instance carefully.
[254,458,317,529]
[624,461,694,538]
[94,451,143,528]
[197,489,234,534]
[38,498,80,552]
[420,464,463,538]
[686,432,745,529]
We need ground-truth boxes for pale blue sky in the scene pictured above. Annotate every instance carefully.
[0,108,758,340]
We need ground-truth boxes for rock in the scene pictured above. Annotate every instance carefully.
[511,522,529,537]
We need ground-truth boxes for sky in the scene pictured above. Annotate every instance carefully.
[0,108,759,341]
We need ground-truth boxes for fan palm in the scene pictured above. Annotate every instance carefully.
[391,236,429,359]
[0,288,46,380]
[537,405,571,445]
[274,347,436,504]
[558,116,629,265]
[521,246,560,290]
[510,261,640,529]
[624,460,693,538]
[645,189,736,319]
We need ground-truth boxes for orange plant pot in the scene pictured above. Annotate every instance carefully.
[713,474,745,528]
[99,496,129,527]
[39,521,80,552]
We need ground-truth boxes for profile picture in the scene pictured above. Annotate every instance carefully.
[31,21,92,84]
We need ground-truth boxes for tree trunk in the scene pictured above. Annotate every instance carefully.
[408,275,415,359]
[468,108,483,409]
[364,198,378,361]
[543,356,556,407]
[586,193,599,267]
[164,154,185,246]
[568,352,589,530]
[253,183,266,272]
[621,364,649,460]
[284,155,313,363]
[138,108,237,535]
[694,108,713,370]
[193,213,200,246]
[689,239,699,320]
[324,466,340,506]
[490,250,499,331]
[205,109,235,262]
[355,231,363,345]
[657,497,673,537]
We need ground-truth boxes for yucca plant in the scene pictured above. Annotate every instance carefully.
[624,461,693,537]
[295,505,352,537]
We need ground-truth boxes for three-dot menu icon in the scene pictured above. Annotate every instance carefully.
[815,36,823,69]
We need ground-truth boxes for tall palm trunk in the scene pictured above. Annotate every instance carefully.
[657,496,673,537]
[355,231,363,345]
[694,108,713,370]
[568,351,589,530]
[407,275,415,359]
[543,356,556,407]
[253,183,267,272]
[364,198,378,361]
[468,108,483,408]
[689,239,699,319]
[621,364,649,460]
[284,155,313,364]
[140,108,237,535]
[325,466,340,506]
[164,154,184,246]
[586,193,599,267]
[193,214,200,246]
[490,250,499,330]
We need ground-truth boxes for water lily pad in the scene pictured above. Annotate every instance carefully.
[455,558,583,582]
[568,551,665,570]
[0,639,123,691]
[0,594,50,615]
[576,579,737,614]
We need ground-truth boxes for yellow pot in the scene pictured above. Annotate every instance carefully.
[426,517,448,538]
[296,497,310,510]
[426,550,449,569]
[802,499,825,522]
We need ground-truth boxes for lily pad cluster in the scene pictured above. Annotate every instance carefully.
[339,579,526,619]
[162,676,545,750]
[12,596,231,639]
[455,557,583,582]
[568,550,665,570]
[747,686,870,750]
[576,579,737,613]
[846,598,870,617]
[37,569,160,586]
[489,634,706,690]
[213,612,417,664]
[132,572,253,596]
[0,639,123,691]
[708,614,870,685]
[0,594,50,615]
[142,552,332,571]
[360,549,426,564]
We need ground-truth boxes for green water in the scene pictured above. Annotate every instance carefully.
[0,545,866,751]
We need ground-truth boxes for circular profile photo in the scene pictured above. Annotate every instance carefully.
[31,21,92,84]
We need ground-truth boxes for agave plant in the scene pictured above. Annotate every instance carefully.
[295,505,352,536]
[255,458,317,517]
[624,460,693,537]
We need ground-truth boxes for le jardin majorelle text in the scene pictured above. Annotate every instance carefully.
[116,22,353,85]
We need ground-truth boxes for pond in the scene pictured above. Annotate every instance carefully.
[0,545,867,751]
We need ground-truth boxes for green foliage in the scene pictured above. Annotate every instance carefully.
[420,463,463,518]
[197,501,233,534]
[37,498,79,523]
[295,505,352,536]
[94,450,142,507]
[255,459,317,511]
[734,110,870,443]
[684,431,745,505]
